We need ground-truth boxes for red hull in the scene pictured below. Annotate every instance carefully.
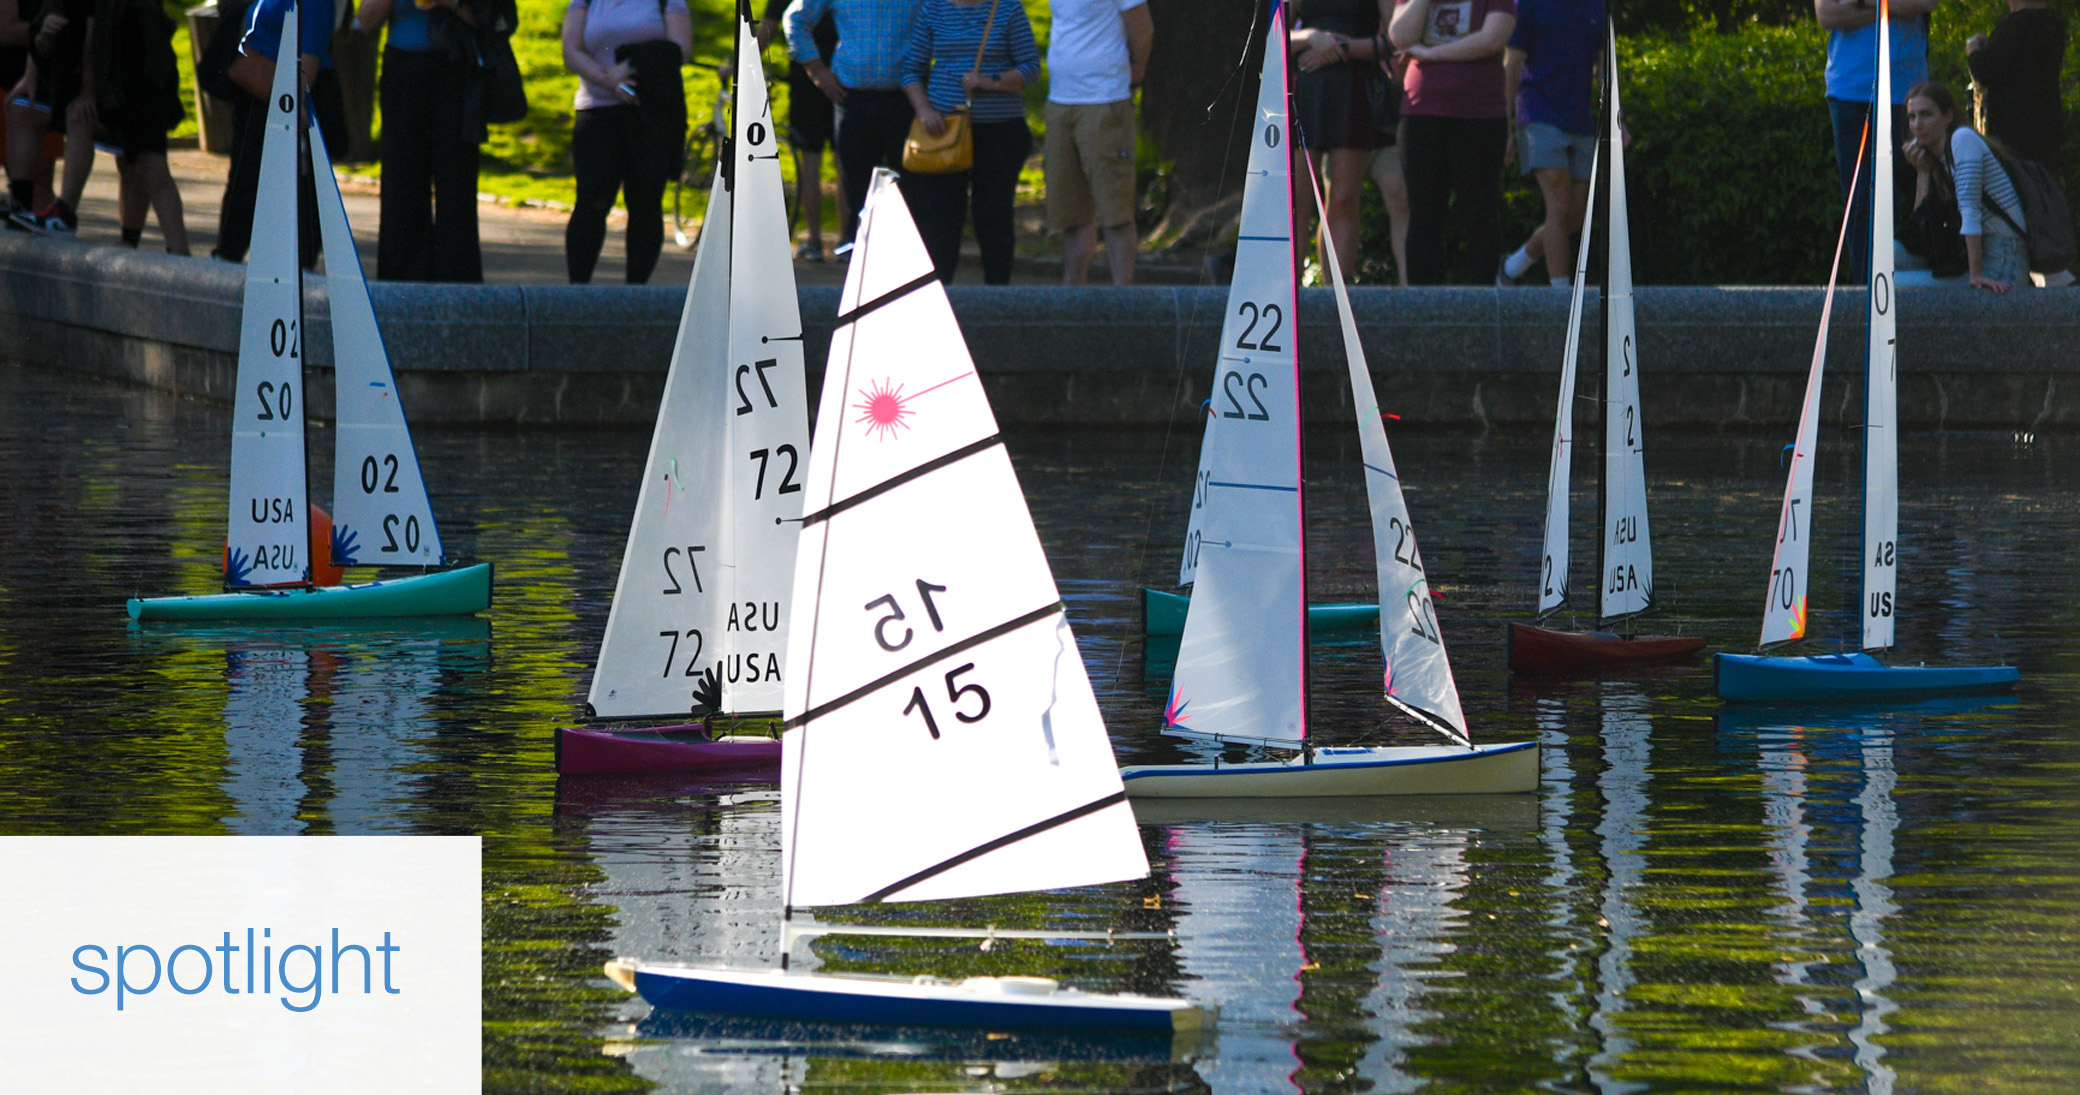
[1507,623,1708,674]
[556,723,781,775]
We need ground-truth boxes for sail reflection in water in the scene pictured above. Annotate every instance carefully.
[138,621,489,833]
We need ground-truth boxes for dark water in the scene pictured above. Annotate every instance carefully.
[3,363,2078,1093]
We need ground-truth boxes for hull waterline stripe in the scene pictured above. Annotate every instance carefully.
[783,601,1064,730]
[801,435,1002,528]
[833,270,940,327]
[862,791,1129,903]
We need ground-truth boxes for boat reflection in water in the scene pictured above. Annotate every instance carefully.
[132,619,490,833]
[1720,695,2013,1095]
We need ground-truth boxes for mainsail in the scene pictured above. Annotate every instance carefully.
[1534,109,1602,618]
[779,171,1145,908]
[1315,177,1469,746]
[1169,7,1307,746]
[309,118,443,569]
[1599,31,1652,621]
[1861,2,1899,652]
[224,5,309,588]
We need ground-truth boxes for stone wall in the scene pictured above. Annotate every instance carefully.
[1,234,2074,429]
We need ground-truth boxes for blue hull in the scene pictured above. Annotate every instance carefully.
[632,968,1196,1032]
[1141,587,1377,637]
[1715,651,2019,703]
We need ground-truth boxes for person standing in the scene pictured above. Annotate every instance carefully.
[1289,0,1394,284]
[1044,0,1149,285]
[7,0,96,234]
[762,0,846,260]
[788,0,919,250]
[358,0,490,282]
[1496,0,1597,287]
[900,0,1037,284]
[1816,0,1937,281]
[91,0,190,252]
[1389,0,1517,284]
[218,0,344,265]
[1965,0,2065,172]
[560,0,690,284]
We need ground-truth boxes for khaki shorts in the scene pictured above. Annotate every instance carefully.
[1044,99,1137,233]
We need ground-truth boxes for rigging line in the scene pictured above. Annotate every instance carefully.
[832,270,940,327]
[781,601,1065,731]
[861,791,1128,904]
[798,434,1001,527]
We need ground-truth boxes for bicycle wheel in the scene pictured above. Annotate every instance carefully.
[673,129,716,249]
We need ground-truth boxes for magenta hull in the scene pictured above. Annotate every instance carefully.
[556,723,782,776]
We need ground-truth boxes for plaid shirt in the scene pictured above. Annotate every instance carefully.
[787,0,920,90]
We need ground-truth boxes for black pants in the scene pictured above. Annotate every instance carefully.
[907,119,1031,285]
[833,88,913,230]
[377,49,483,283]
[1829,98,1912,284]
[567,105,678,284]
[215,71,346,265]
[1400,114,1507,285]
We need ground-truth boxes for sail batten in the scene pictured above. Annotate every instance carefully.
[1861,0,1899,652]
[780,171,1145,910]
[224,7,309,589]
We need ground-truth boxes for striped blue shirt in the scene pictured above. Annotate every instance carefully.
[900,0,1039,121]
[788,0,920,90]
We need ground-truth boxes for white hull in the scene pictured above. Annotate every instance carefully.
[1120,742,1539,798]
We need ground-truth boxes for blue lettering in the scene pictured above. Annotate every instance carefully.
[167,945,212,995]
[117,944,162,1011]
[332,928,371,994]
[71,945,109,995]
[378,932,401,994]
[278,944,322,1012]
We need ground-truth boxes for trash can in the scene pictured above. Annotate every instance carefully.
[185,3,234,154]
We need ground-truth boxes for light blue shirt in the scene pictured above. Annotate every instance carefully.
[788,0,920,90]
[1825,17,1927,105]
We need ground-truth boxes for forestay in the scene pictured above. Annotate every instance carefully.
[1168,8,1307,747]
[1861,4,1898,652]
[1762,134,1867,646]
[720,27,811,712]
[310,120,443,569]
[1534,117,1600,617]
[1600,32,1653,622]
[224,7,308,588]
[587,167,734,719]
[1315,178,1469,746]
[780,171,1145,909]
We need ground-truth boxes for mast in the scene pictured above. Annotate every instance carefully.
[1286,0,1309,741]
[1860,0,1899,652]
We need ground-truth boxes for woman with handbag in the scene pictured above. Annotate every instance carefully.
[900,0,1039,285]
[1290,0,1400,283]
[561,0,690,284]
[357,0,493,282]
[1902,81,2028,294]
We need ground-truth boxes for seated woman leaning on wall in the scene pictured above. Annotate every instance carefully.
[1901,80,2029,294]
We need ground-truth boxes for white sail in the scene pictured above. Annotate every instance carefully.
[310,120,443,569]
[1535,123,1601,617]
[1600,33,1652,621]
[586,174,733,719]
[1862,7,1898,651]
[779,171,1145,908]
[1180,8,1297,592]
[1762,139,1868,646]
[720,21,811,713]
[224,6,309,588]
[1168,9,1307,746]
[1316,179,1468,745]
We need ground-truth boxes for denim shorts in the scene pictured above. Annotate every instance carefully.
[1518,121,1595,180]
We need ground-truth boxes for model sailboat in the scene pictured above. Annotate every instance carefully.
[128,3,491,621]
[559,9,809,774]
[1118,8,1536,799]
[1715,0,2016,702]
[605,170,1212,1031]
[1508,29,1704,673]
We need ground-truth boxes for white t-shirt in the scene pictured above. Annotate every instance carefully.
[1046,0,1145,105]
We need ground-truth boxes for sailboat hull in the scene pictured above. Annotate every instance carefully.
[555,723,779,775]
[1507,623,1707,673]
[127,563,493,621]
[618,964,1215,1032]
[1120,741,1538,797]
[1715,651,2019,703]
[1141,588,1377,637]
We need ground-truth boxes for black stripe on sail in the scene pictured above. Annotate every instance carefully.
[834,270,940,327]
[1388,696,1471,748]
[862,791,1128,903]
[801,435,1001,528]
[782,601,1063,731]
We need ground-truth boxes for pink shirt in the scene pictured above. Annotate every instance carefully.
[568,0,689,110]
[1397,0,1515,119]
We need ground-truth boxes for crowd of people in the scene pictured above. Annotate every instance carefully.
[0,0,2068,293]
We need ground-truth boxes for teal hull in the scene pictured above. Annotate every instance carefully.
[1715,651,2019,703]
[128,563,493,621]
[1141,588,1378,637]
